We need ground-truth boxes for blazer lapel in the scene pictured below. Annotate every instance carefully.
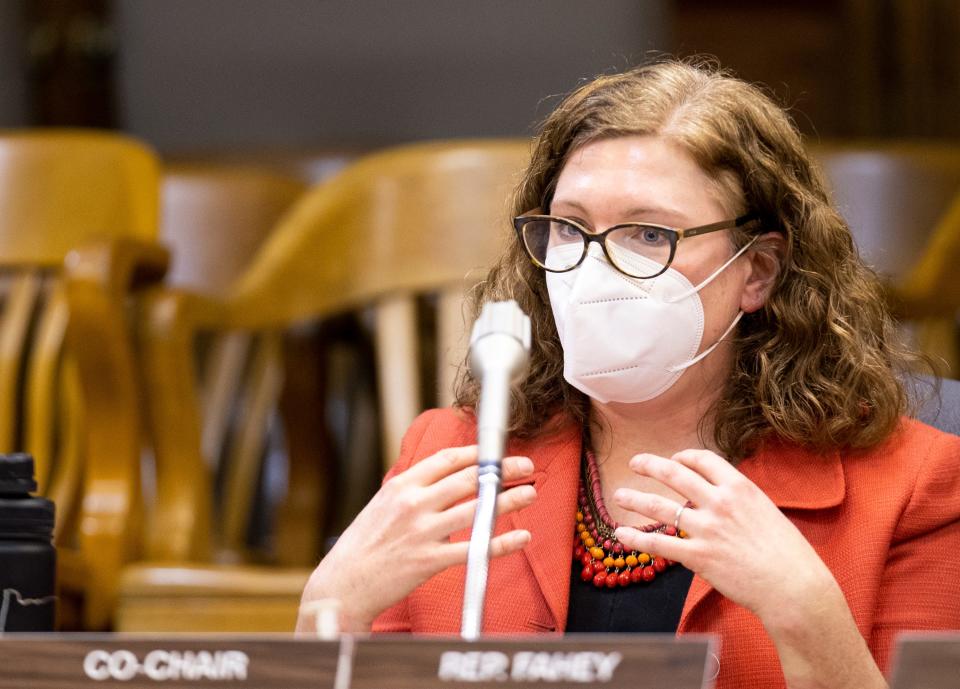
[678,440,846,631]
[502,422,848,633]
[505,420,581,631]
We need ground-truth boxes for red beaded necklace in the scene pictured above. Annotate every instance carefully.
[574,446,684,588]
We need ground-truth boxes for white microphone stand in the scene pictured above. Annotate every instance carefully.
[460,300,530,640]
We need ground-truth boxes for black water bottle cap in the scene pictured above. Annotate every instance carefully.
[0,453,53,539]
[0,453,38,494]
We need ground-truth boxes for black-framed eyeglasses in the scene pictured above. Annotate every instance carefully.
[513,212,758,279]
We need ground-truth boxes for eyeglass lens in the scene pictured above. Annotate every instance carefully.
[520,218,674,278]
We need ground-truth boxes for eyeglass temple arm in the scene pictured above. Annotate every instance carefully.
[679,213,758,239]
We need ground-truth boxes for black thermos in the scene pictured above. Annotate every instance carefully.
[0,453,56,631]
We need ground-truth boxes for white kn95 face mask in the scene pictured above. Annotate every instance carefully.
[546,238,756,404]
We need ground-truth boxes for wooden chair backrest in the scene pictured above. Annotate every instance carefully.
[228,139,530,465]
[140,140,531,567]
[155,164,307,564]
[161,164,307,295]
[0,128,162,629]
[810,141,960,373]
[0,129,158,264]
[810,142,960,279]
[228,140,528,321]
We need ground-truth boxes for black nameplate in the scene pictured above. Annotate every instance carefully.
[348,634,716,689]
[890,633,960,689]
[0,634,340,688]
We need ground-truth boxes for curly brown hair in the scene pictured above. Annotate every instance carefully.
[455,58,925,461]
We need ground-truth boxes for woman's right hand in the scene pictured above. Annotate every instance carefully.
[296,445,537,633]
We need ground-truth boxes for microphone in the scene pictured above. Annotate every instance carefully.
[461,300,531,640]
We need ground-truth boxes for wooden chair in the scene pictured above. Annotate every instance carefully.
[116,139,530,632]
[0,128,168,630]
[158,163,314,569]
[160,164,308,296]
[810,142,960,373]
[167,148,362,186]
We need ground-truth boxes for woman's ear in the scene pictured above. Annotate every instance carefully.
[740,232,786,313]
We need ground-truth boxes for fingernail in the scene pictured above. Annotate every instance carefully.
[613,488,627,502]
[517,456,533,472]
[517,485,536,501]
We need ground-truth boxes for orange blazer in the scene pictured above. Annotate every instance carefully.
[373,408,960,689]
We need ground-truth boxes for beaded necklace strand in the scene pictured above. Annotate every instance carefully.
[574,446,685,588]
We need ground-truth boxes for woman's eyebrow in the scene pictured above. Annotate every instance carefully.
[551,199,688,225]
[621,205,688,223]
[548,199,590,215]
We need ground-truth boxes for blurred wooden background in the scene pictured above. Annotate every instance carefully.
[1,0,959,633]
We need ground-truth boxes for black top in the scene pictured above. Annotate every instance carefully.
[565,557,695,633]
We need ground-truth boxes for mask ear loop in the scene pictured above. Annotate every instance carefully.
[666,235,759,304]
[664,235,758,373]
[666,310,744,373]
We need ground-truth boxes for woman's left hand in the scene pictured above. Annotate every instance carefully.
[613,450,839,630]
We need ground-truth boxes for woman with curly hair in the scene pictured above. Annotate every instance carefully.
[299,60,960,689]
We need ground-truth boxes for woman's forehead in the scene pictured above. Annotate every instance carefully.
[553,135,731,224]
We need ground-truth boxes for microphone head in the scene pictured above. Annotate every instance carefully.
[469,300,531,382]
